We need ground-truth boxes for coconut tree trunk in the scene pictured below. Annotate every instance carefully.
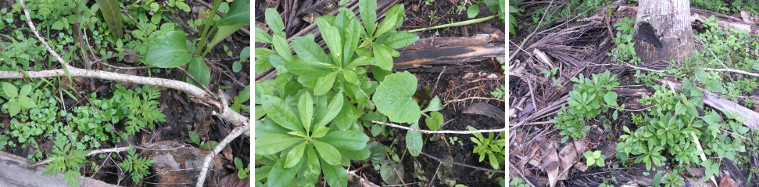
[634,0,694,63]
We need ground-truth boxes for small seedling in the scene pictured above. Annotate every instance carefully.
[583,150,606,167]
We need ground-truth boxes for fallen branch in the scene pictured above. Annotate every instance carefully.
[702,67,759,78]
[196,121,250,187]
[372,121,505,134]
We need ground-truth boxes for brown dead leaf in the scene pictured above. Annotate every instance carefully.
[541,143,560,187]
[740,10,759,24]
[720,175,739,187]
[574,162,588,172]
[557,143,577,180]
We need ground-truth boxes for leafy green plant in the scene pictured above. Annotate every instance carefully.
[509,177,529,187]
[551,71,619,142]
[661,170,685,187]
[230,85,250,113]
[1,82,37,117]
[189,130,219,150]
[118,146,155,183]
[583,150,606,167]
[144,0,249,88]
[609,17,640,64]
[468,126,505,169]
[234,157,250,179]
[43,134,90,187]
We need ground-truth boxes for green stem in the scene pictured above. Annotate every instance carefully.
[194,0,222,57]
[200,23,222,57]
[406,15,495,33]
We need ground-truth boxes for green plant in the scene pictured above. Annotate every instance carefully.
[230,85,250,113]
[144,0,249,88]
[1,82,37,117]
[234,157,250,179]
[468,126,505,169]
[540,67,562,87]
[118,146,155,183]
[661,170,685,187]
[609,17,640,64]
[509,177,529,187]
[508,0,521,35]
[43,134,90,187]
[583,150,607,167]
[551,71,619,142]
[189,130,219,150]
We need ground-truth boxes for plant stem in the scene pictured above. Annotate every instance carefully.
[194,0,222,57]
[406,15,495,33]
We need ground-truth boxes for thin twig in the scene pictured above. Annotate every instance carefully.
[195,122,250,187]
[509,0,554,62]
[372,121,505,134]
[702,68,759,78]
[405,146,504,173]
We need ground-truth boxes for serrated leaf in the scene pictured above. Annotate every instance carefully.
[95,0,123,38]
[319,130,370,150]
[373,71,421,123]
[145,31,191,68]
[255,134,303,155]
[312,140,341,165]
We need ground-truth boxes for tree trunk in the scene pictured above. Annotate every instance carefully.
[634,0,694,63]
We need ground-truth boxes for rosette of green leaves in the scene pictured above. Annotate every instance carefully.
[255,91,370,187]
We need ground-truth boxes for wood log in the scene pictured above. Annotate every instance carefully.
[0,151,115,187]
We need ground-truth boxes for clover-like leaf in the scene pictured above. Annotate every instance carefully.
[603,92,617,106]
[425,111,443,131]
[2,82,17,98]
[373,71,421,124]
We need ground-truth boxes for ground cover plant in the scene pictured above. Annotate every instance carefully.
[510,0,759,186]
[0,0,250,186]
[255,0,506,186]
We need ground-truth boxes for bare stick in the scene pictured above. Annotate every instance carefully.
[195,121,250,187]
[372,121,505,134]
[702,67,759,78]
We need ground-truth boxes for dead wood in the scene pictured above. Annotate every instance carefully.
[0,151,116,187]
[392,34,504,72]
[655,78,759,129]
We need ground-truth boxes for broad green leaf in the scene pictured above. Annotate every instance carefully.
[265,8,285,35]
[261,94,302,132]
[255,134,303,155]
[272,35,293,61]
[371,65,392,81]
[312,140,341,165]
[316,92,344,129]
[376,4,404,37]
[186,57,211,88]
[319,130,369,150]
[18,96,35,108]
[255,48,275,73]
[375,31,419,49]
[333,99,356,131]
[315,18,343,63]
[467,5,480,18]
[255,120,289,138]
[284,142,307,168]
[359,0,377,36]
[267,158,299,187]
[2,82,16,98]
[706,80,726,93]
[145,31,191,68]
[188,131,200,144]
[422,96,443,112]
[208,23,245,55]
[343,70,358,84]
[603,92,617,106]
[380,162,404,184]
[255,27,272,44]
[322,161,348,187]
[96,0,123,38]
[314,71,338,95]
[406,122,423,157]
[233,62,242,72]
[301,146,321,185]
[298,92,314,133]
[373,71,421,124]
[373,44,393,70]
[220,0,249,25]
[346,56,373,68]
[694,68,707,82]
[292,36,330,64]
[425,111,443,130]
[311,126,329,138]
[341,18,362,66]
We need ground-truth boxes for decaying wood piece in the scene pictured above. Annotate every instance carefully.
[148,141,221,186]
[618,6,759,34]
[0,151,116,187]
[393,34,504,72]
[633,0,695,63]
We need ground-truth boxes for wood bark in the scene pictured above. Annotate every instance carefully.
[634,0,695,63]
